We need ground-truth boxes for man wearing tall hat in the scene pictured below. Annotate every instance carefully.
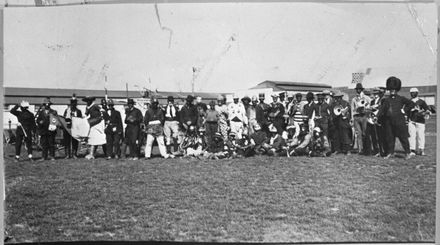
[83,96,106,160]
[163,95,181,154]
[180,95,199,132]
[378,76,414,159]
[104,98,123,159]
[303,92,316,129]
[408,87,431,156]
[144,97,173,159]
[10,100,36,161]
[228,94,248,139]
[124,98,143,160]
[311,93,331,155]
[256,93,270,133]
[331,92,352,155]
[36,97,58,161]
[351,83,371,154]
[63,94,82,159]
[268,93,285,134]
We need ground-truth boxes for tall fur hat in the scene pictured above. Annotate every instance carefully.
[386,76,402,91]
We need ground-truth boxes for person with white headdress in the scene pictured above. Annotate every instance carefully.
[82,96,107,160]
[10,100,36,161]
[408,87,431,156]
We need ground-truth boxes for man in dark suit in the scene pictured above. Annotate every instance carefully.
[105,99,123,159]
[124,98,143,160]
[36,97,58,161]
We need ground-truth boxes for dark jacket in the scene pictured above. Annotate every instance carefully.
[36,108,58,135]
[179,103,198,127]
[163,104,180,121]
[85,104,102,127]
[409,98,430,124]
[256,102,270,126]
[125,107,143,127]
[378,94,414,122]
[105,109,123,134]
[10,105,36,131]
[144,107,165,125]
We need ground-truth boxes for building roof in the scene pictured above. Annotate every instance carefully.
[250,81,332,92]
[4,87,222,105]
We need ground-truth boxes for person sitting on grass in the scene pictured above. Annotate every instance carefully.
[224,132,239,158]
[261,124,287,156]
[249,123,268,155]
[235,133,255,158]
[290,127,331,157]
[203,132,229,160]
[181,125,204,157]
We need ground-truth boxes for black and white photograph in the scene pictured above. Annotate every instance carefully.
[2,0,437,243]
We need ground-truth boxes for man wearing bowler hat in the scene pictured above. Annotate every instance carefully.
[124,98,143,160]
[104,98,123,159]
[180,95,199,132]
[351,83,371,155]
[256,93,270,133]
[36,97,58,161]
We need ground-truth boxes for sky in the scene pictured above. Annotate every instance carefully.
[3,2,437,93]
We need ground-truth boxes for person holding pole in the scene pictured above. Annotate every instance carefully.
[10,100,36,162]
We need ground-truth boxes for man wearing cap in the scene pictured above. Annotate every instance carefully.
[180,95,199,132]
[371,87,387,156]
[215,95,229,140]
[144,97,172,159]
[36,97,58,161]
[83,96,106,160]
[331,92,351,155]
[104,98,123,159]
[228,95,248,139]
[351,83,371,154]
[268,93,285,134]
[63,95,83,159]
[10,100,36,161]
[163,96,181,155]
[256,93,270,133]
[124,98,143,160]
[377,77,414,159]
[261,124,287,156]
[408,87,430,156]
[310,93,331,155]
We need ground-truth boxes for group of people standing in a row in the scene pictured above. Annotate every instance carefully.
[10,76,431,161]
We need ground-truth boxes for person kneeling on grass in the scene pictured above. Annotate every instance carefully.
[144,98,173,160]
[203,132,229,159]
[249,123,268,155]
[290,127,331,157]
[261,124,287,157]
[181,125,204,157]
[235,133,256,158]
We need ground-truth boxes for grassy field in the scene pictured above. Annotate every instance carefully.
[4,118,436,243]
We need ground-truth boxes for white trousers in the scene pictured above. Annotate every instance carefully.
[163,121,181,145]
[144,134,169,158]
[408,121,425,151]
